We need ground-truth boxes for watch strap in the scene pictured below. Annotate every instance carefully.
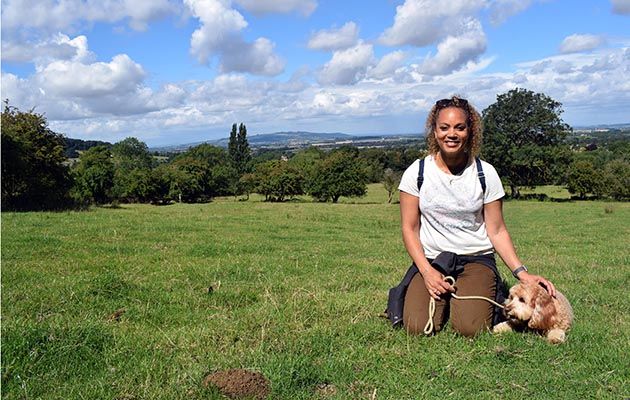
[512,265,528,279]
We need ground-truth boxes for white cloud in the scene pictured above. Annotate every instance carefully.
[419,19,487,75]
[318,42,374,85]
[186,0,248,62]
[36,54,146,98]
[220,38,285,76]
[185,0,285,75]
[368,51,407,80]
[0,0,177,34]
[488,0,533,25]
[307,22,359,51]
[378,0,485,47]
[234,0,317,16]
[611,0,630,14]
[559,34,605,54]
[2,41,187,121]
[1,34,94,64]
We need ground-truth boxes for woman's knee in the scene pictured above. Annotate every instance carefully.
[404,316,425,336]
[404,308,447,336]
[451,319,490,337]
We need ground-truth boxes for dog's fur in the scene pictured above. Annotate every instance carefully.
[493,282,573,344]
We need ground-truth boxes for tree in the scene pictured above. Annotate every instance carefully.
[602,160,630,200]
[382,168,402,204]
[237,173,257,201]
[566,160,604,199]
[1,101,72,210]
[308,148,368,203]
[228,123,238,167]
[144,164,174,205]
[482,88,572,198]
[237,123,252,174]
[228,122,252,176]
[71,145,115,205]
[168,144,233,202]
[111,137,154,202]
[253,160,304,202]
[288,147,324,182]
[111,137,153,171]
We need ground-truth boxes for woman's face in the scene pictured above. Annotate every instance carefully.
[434,107,469,158]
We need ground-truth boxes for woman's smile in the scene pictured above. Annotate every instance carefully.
[434,107,469,157]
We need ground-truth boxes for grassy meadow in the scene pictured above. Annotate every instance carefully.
[2,184,629,399]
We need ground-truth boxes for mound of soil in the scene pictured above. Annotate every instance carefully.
[203,369,270,399]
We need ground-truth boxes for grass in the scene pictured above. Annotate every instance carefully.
[2,184,629,399]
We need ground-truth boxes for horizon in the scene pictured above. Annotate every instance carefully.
[2,0,630,147]
[62,122,630,150]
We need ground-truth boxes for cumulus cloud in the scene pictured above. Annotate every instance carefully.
[318,42,374,85]
[307,22,359,51]
[36,54,145,98]
[220,38,284,76]
[611,0,630,14]
[185,0,285,75]
[488,0,534,25]
[368,51,407,80]
[559,34,605,54]
[1,34,93,64]
[234,0,317,16]
[419,19,487,75]
[378,0,485,47]
[2,33,186,121]
[0,0,177,34]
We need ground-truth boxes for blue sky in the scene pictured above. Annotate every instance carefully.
[2,0,629,146]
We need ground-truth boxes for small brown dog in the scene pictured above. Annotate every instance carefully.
[493,282,573,344]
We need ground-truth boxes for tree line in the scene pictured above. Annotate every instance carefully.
[2,89,628,211]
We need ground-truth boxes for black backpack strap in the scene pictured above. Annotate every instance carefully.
[417,158,425,192]
[475,157,486,194]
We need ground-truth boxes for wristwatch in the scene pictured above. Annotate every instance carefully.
[512,265,528,279]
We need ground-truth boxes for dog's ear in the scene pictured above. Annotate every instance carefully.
[528,285,556,330]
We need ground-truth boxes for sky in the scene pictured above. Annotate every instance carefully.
[1,0,629,146]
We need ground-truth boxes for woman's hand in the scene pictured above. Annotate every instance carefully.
[421,266,455,300]
[518,272,557,297]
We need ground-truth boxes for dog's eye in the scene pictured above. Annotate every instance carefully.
[519,297,525,302]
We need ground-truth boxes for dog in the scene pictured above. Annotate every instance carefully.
[493,282,573,344]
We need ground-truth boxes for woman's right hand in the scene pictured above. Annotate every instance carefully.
[421,266,455,300]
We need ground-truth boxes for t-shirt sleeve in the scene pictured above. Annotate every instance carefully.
[482,161,505,204]
[398,159,421,197]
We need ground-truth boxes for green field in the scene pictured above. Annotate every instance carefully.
[2,185,629,399]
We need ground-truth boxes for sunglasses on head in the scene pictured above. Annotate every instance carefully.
[435,98,468,108]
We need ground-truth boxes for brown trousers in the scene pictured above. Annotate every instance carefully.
[402,263,496,337]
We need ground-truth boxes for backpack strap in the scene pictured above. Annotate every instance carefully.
[417,158,425,192]
[475,157,486,194]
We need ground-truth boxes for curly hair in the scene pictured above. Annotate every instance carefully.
[425,96,483,158]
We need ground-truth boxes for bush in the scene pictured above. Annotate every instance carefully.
[1,102,73,210]
[602,160,630,200]
[566,160,604,199]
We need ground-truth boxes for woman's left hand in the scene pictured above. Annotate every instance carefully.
[518,272,556,297]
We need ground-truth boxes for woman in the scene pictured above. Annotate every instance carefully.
[398,96,556,337]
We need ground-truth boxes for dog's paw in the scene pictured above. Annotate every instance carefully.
[546,329,566,344]
[492,321,513,334]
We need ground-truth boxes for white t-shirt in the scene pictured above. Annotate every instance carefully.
[398,155,505,259]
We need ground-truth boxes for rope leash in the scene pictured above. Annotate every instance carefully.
[423,276,505,335]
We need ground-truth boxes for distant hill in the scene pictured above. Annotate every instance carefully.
[149,131,362,153]
[214,131,354,147]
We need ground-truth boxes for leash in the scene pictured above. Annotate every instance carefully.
[423,276,505,335]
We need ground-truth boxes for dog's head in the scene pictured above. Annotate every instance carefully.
[504,282,556,330]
